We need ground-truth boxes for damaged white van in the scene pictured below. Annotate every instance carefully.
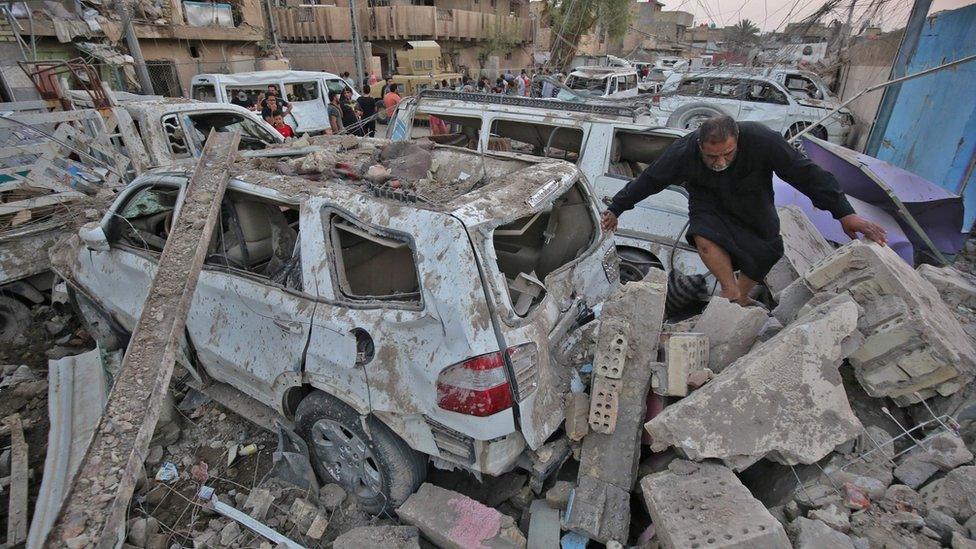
[55,138,617,513]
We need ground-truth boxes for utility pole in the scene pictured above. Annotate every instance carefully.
[863,0,931,155]
[266,0,280,50]
[120,2,154,95]
[348,0,366,91]
[841,0,857,51]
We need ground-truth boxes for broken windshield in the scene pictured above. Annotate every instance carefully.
[564,75,608,97]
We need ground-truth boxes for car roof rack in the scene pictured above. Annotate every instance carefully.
[416,89,648,121]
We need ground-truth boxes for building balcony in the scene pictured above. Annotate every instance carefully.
[272,5,534,44]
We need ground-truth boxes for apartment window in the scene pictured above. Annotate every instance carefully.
[146,60,182,97]
[410,0,434,5]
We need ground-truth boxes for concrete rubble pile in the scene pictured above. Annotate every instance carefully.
[475,205,976,549]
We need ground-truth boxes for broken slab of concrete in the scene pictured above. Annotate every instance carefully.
[640,461,791,548]
[397,483,527,549]
[527,500,560,549]
[790,517,856,549]
[894,432,973,489]
[333,526,421,549]
[563,474,630,544]
[917,264,976,309]
[772,278,815,326]
[920,466,976,523]
[693,297,768,373]
[804,240,976,405]
[766,205,836,298]
[647,294,862,470]
[579,361,654,490]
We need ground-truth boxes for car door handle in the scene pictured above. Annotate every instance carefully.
[273,317,304,334]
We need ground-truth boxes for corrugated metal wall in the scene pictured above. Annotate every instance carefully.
[873,4,976,231]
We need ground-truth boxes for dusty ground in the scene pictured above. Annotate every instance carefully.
[3,231,976,546]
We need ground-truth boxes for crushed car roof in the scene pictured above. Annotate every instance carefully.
[142,136,581,226]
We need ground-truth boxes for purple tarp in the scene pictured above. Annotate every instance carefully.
[775,180,914,263]
[800,136,966,259]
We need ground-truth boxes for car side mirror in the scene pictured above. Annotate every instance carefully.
[79,222,110,252]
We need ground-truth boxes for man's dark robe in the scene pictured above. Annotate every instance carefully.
[607,122,854,280]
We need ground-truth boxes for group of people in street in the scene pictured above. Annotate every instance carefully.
[242,66,565,139]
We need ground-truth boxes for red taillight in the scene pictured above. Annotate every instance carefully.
[436,351,513,417]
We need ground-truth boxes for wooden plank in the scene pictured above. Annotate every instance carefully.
[4,414,29,545]
[43,129,241,548]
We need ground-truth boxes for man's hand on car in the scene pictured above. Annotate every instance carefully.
[840,214,887,246]
[601,211,618,233]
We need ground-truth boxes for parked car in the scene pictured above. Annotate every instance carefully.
[558,66,640,101]
[656,70,854,144]
[56,139,618,512]
[0,94,282,343]
[190,70,358,135]
[388,90,913,284]
[389,90,707,281]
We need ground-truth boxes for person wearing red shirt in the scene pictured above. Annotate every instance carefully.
[272,114,294,138]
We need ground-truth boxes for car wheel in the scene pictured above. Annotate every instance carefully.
[666,103,727,131]
[616,247,662,284]
[785,122,827,141]
[295,391,427,515]
[0,295,30,344]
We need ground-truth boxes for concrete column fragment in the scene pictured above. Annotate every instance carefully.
[693,297,768,373]
[765,205,835,298]
[804,241,976,404]
[580,361,655,489]
[647,295,863,470]
[397,483,527,549]
[599,268,668,362]
[640,461,792,548]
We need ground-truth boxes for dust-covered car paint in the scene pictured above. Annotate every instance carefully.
[53,139,617,476]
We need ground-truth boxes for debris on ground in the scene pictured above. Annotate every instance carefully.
[397,483,527,549]
[5,125,976,549]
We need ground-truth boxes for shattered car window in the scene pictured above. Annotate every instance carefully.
[565,76,608,97]
[329,215,421,304]
[493,183,596,316]
[186,113,278,152]
[207,193,302,290]
[116,186,179,252]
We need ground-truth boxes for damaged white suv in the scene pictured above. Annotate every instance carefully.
[56,139,617,512]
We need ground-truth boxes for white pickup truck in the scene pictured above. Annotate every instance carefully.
[0,95,282,342]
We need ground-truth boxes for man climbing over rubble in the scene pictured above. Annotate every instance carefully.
[601,115,888,306]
